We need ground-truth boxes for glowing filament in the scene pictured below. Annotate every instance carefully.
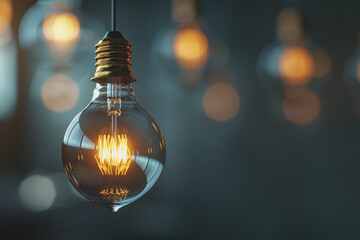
[96,134,132,175]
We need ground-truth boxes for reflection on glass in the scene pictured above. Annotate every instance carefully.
[282,88,320,125]
[62,83,166,211]
[43,13,80,52]
[203,82,240,122]
[173,28,209,69]
[41,73,79,112]
[99,185,129,202]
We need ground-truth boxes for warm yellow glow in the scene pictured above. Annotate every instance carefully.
[283,88,320,125]
[173,28,209,69]
[96,134,132,176]
[41,73,79,112]
[152,122,158,132]
[279,47,314,85]
[43,13,80,52]
[203,82,240,122]
[313,51,332,78]
[0,0,12,35]
[100,185,129,202]
[72,175,79,186]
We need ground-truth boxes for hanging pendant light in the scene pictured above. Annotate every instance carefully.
[61,0,166,212]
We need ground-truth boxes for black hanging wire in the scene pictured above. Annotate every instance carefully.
[111,0,116,31]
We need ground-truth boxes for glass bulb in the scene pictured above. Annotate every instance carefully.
[62,81,166,211]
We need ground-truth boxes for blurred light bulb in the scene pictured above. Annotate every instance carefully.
[43,12,80,52]
[18,174,56,212]
[203,82,240,121]
[279,47,314,85]
[0,0,12,35]
[62,32,166,211]
[282,88,320,125]
[257,8,331,90]
[173,28,209,69]
[41,73,79,112]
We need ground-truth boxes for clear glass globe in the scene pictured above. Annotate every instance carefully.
[62,83,166,211]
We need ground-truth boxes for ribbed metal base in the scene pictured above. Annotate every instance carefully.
[91,31,136,84]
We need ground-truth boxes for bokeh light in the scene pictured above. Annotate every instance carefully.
[313,51,332,78]
[41,73,79,112]
[279,47,314,85]
[173,28,209,69]
[43,13,80,52]
[18,174,56,212]
[0,0,12,35]
[203,82,240,122]
[282,88,320,125]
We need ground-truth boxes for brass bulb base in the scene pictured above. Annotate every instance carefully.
[91,31,136,84]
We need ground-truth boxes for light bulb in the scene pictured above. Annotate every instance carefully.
[257,8,331,91]
[279,46,314,85]
[256,7,329,131]
[43,12,80,52]
[62,31,166,211]
[173,28,209,69]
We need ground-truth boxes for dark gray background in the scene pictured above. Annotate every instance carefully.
[1,0,360,239]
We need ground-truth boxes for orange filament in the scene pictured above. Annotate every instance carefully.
[95,134,132,175]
